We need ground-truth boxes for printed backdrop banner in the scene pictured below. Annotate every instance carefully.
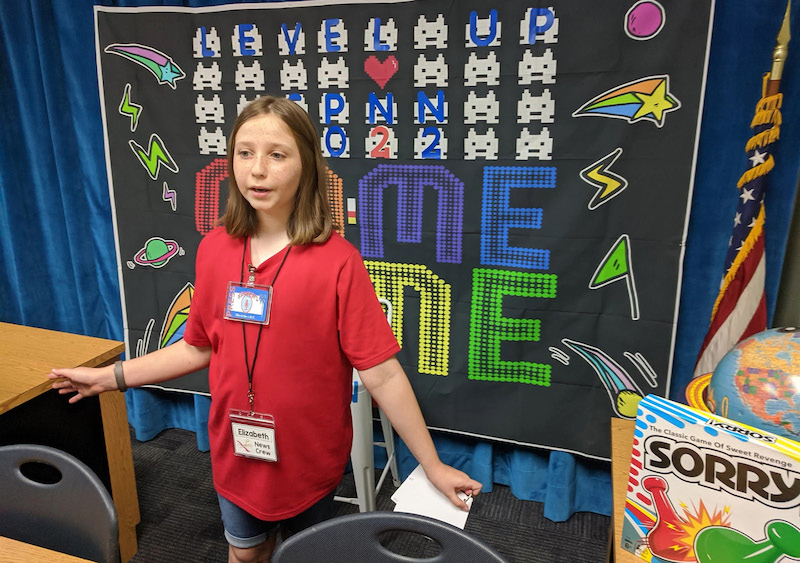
[96,0,713,459]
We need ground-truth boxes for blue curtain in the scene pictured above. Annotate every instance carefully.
[2,0,799,523]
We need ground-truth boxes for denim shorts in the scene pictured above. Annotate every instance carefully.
[217,490,337,548]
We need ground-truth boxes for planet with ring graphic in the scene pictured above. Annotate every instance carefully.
[134,237,180,268]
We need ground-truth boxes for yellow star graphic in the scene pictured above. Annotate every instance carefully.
[633,80,675,124]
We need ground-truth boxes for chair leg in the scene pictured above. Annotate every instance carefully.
[349,383,376,512]
[377,408,401,487]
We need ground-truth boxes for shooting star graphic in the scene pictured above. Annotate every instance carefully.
[129,134,179,180]
[159,283,193,349]
[572,75,680,127]
[104,43,185,89]
[590,234,640,320]
[562,338,644,419]
[580,148,628,209]
[162,182,177,211]
[118,83,142,132]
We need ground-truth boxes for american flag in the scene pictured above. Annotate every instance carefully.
[693,74,781,378]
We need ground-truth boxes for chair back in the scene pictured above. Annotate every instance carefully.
[0,443,120,563]
[272,511,508,563]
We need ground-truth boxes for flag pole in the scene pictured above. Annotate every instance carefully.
[766,1,791,96]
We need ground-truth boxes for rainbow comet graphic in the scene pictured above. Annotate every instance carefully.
[104,43,185,89]
[160,282,193,349]
[561,338,644,419]
[572,75,680,127]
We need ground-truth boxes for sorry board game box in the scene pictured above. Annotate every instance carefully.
[620,394,800,562]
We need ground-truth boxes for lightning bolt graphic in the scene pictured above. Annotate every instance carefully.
[162,182,177,211]
[129,134,179,180]
[118,83,142,132]
[579,147,628,210]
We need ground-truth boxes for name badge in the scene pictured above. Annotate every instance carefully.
[229,410,278,462]
[224,282,273,325]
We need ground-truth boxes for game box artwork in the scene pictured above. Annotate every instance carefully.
[621,394,800,563]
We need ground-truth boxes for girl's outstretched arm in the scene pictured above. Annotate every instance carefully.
[49,339,211,403]
[358,356,482,510]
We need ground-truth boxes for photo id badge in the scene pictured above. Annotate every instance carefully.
[224,282,273,325]
[229,410,278,462]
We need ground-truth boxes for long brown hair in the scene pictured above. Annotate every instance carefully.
[218,97,333,245]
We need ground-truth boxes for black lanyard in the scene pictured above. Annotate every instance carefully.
[240,237,291,413]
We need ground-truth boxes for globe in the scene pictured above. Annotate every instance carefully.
[706,327,800,442]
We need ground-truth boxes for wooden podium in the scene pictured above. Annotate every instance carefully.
[610,418,641,563]
[0,322,140,562]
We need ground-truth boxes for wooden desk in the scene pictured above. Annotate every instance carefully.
[610,418,641,563]
[0,322,139,562]
[0,536,94,563]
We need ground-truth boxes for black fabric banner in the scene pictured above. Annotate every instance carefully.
[96,0,713,459]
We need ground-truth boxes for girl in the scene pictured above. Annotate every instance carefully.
[50,96,481,563]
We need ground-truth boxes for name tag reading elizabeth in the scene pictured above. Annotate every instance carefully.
[230,410,278,462]
[224,282,273,325]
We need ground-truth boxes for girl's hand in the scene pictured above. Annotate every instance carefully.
[423,462,483,511]
[48,365,116,404]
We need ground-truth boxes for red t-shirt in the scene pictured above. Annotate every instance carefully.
[184,227,400,520]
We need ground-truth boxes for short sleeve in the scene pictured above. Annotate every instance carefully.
[336,251,400,370]
[183,235,212,348]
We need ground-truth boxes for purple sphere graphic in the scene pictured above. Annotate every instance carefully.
[626,1,665,40]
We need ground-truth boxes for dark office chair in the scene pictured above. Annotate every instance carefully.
[272,511,509,563]
[0,443,120,563]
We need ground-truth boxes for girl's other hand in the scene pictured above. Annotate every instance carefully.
[48,365,115,404]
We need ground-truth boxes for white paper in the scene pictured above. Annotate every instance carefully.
[391,464,473,529]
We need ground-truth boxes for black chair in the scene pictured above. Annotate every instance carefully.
[272,511,509,563]
[0,443,120,563]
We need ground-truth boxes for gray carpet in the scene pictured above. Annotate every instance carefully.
[129,427,610,562]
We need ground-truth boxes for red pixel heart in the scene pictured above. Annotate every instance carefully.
[364,55,398,89]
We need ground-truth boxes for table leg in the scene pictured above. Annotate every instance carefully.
[99,390,140,562]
